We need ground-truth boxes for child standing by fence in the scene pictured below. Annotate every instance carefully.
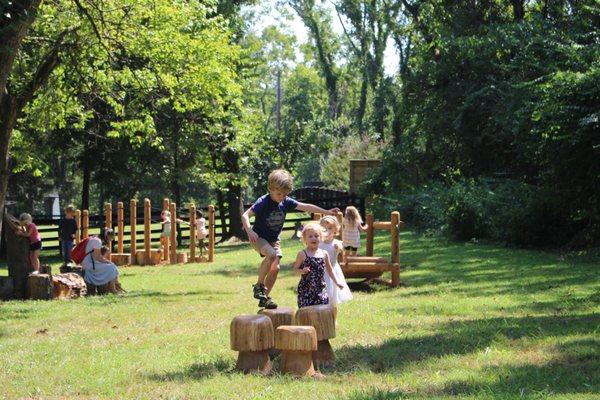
[15,213,42,274]
[342,206,368,256]
[242,169,339,309]
[195,210,208,255]
[58,205,78,265]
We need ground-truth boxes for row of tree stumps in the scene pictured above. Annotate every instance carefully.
[230,304,336,377]
[71,199,215,266]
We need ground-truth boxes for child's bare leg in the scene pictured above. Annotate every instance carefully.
[264,257,280,295]
[257,253,276,287]
[30,250,40,272]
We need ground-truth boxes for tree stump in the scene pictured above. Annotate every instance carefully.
[27,274,53,300]
[294,304,336,367]
[230,315,273,374]
[110,253,131,266]
[259,307,295,358]
[3,214,31,299]
[176,252,187,263]
[275,325,317,377]
[52,273,87,299]
[135,249,162,265]
[0,276,14,300]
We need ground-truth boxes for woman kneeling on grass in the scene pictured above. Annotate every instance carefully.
[82,229,123,294]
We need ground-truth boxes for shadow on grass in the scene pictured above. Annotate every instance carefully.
[344,389,408,400]
[147,358,233,381]
[333,313,598,395]
[126,289,235,299]
[441,339,598,396]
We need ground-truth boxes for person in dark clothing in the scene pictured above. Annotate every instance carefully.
[58,205,78,265]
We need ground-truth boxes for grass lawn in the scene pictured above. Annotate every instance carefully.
[0,231,598,399]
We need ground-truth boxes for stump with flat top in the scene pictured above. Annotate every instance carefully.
[230,315,273,374]
[27,274,53,300]
[275,325,317,377]
[258,307,295,358]
[294,304,336,367]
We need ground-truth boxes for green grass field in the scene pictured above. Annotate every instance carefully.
[0,232,598,399]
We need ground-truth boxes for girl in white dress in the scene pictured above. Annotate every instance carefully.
[319,216,353,305]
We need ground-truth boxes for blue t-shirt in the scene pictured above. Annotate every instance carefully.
[252,194,299,242]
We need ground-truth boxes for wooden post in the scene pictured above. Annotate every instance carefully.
[82,210,89,239]
[208,205,215,262]
[366,213,374,257]
[105,203,112,249]
[144,198,151,264]
[130,199,137,263]
[117,202,124,254]
[75,209,81,244]
[189,204,196,262]
[162,198,170,261]
[390,211,400,287]
[169,202,177,263]
[313,212,322,221]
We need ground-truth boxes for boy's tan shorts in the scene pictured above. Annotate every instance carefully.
[252,238,283,258]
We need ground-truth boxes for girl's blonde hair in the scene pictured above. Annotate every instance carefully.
[19,213,32,224]
[301,222,324,245]
[162,210,171,218]
[319,215,340,234]
[344,206,362,227]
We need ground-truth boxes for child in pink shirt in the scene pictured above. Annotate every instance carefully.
[17,213,42,274]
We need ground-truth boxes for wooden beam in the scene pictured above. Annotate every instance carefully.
[208,205,215,262]
[169,202,177,263]
[144,198,151,264]
[130,199,137,263]
[366,214,374,256]
[117,202,124,254]
[189,204,196,262]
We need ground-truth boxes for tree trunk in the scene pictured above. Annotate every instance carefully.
[357,74,368,134]
[3,214,32,299]
[81,157,91,211]
[511,0,525,21]
[223,148,246,239]
[227,184,246,239]
[216,189,228,238]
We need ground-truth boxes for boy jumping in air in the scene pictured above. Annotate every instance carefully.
[242,169,339,309]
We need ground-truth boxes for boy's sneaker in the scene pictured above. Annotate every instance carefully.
[258,296,278,309]
[253,283,267,300]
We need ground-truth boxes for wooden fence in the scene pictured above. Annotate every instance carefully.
[1,187,363,257]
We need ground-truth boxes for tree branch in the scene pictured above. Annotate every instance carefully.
[16,26,79,110]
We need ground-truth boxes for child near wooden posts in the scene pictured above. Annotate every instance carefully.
[293,222,345,308]
[16,213,42,274]
[242,169,340,309]
[342,206,368,256]
[58,205,78,266]
[161,210,172,256]
[319,216,352,305]
[195,210,208,255]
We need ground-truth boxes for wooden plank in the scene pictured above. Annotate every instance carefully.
[345,256,389,263]
[373,221,393,230]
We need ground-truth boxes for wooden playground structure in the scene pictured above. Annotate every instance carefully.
[74,198,215,266]
[315,210,403,287]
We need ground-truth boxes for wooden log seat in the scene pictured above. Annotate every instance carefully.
[258,307,296,358]
[27,273,53,300]
[110,253,131,266]
[294,304,336,367]
[275,325,317,377]
[230,315,274,374]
